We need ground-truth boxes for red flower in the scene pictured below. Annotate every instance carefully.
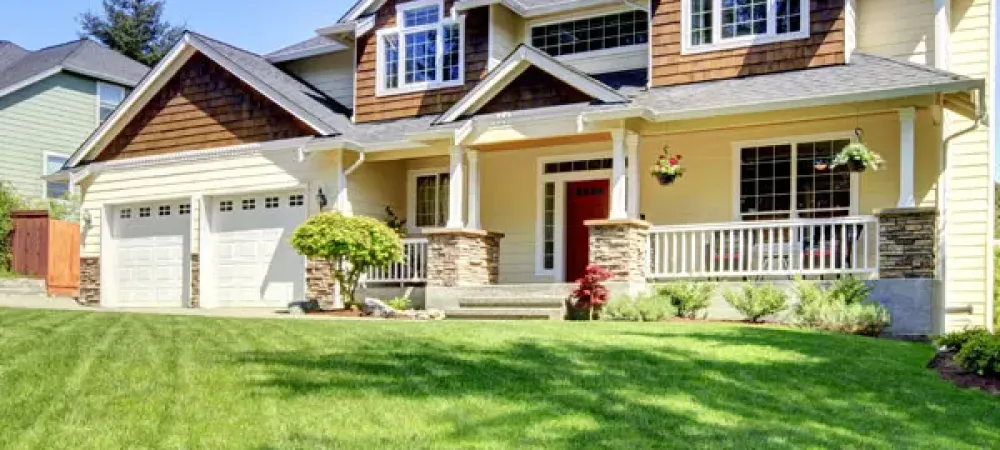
[668,158,678,165]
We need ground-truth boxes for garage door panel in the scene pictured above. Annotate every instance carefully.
[110,201,190,308]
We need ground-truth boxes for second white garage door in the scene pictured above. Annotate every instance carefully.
[207,192,307,308]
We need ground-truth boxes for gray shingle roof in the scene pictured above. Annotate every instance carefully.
[0,41,28,72]
[266,35,347,63]
[626,53,980,118]
[0,39,147,97]
[188,32,353,135]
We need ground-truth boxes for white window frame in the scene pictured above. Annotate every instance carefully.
[376,0,465,97]
[96,82,126,124]
[730,132,860,221]
[681,0,810,55]
[42,152,70,199]
[407,167,452,233]
[526,8,650,64]
[534,152,613,280]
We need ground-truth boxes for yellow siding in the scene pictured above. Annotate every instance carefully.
[347,159,407,219]
[856,0,936,64]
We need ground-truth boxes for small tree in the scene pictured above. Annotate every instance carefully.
[570,265,614,321]
[290,213,402,308]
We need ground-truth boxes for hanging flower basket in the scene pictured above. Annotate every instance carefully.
[832,132,884,173]
[845,158,868,173]
[651,147,684,186]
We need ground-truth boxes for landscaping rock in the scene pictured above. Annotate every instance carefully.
[363,298,396,318]
[287,300,320,315]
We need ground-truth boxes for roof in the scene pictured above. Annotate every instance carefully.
[0,39,148,99]
[266,35,348,63]
[624,53,982,119]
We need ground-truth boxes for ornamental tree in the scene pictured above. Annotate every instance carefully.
[571,265,614,320]
[290,213,403,308]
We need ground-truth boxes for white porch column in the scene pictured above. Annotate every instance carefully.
[934,0,950,70]
[626,132,641,219]
[334,150,350,215]
[610,130,628,219]
[898,107,917,208]
[446,144,466,228]
[466,150,481,229]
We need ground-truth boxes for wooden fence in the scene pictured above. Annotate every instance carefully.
[11,211,80,297]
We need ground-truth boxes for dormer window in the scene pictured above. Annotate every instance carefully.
[377,0,464,96]
[530,11,649,58]
[683,0,810,54]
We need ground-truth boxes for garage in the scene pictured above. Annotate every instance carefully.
[109,201,191,307]
[205,191,307,308]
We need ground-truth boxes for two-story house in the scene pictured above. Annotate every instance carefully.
[0,39,147,199]
[55,0,993,334]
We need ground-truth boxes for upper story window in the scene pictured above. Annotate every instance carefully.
[377,0,464,96]
[43,153,69,199]
[531,11,649,58]
[683,0,809,54]
[97,82,126,122]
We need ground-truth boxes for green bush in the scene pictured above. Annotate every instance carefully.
[290,213,402,307]
[794,278,891,337]
[657,282,714,319]
[722,284,788,323]
[937,328,993,352]
[386,297,412,311]
[954,331,1000,377]
[994,248,999,330]
[0,182,23,272]
[601,292,675,322]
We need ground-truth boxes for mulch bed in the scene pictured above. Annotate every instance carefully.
[306,309,365,318]
[927,351,1000,396]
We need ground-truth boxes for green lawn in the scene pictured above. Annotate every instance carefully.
[0,309,996,449]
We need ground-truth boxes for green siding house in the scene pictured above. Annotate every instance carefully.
[0,39,146,199]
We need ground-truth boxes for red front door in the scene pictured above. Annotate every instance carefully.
[565,179,610,282]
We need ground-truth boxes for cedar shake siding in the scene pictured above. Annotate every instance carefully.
[477,67,594,115]
[354,0,489,123]
[95,53,314,161]
[650,0,846,87]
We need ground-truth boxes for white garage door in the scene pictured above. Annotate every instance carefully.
[208,192,306,308]
[112,202,190,307]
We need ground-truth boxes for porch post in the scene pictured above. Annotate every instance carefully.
[446,144,466,229]
[626,132,641,219]
[898,107,917,208]
[934,0,950,70]
[335,150,350,215]
[467,150,480,229]
[610,130,628,219]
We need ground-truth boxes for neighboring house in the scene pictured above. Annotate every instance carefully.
[55,0,994,333]
[0,39,147,199]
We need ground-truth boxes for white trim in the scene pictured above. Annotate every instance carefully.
[934,0,951,70]
[897,107,917,208]
[534,151,613,279]
[95,81,126,126]
[730,131,860,221]
[610,130,629,219]
[467,149,481,229]
[681,0,811,56]
[376,2,466,97]
[406,166,451,233]
[41,152,70,199]
[439,45,627,123]
[987,0,997,333]
[446,145,466,228]
[266,42,349,63]
[0,66,62,99]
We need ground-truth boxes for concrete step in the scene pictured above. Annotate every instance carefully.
[444,284,575,300]
[445,307,564,321]
[459,297,565,309]
[0,279,46,297]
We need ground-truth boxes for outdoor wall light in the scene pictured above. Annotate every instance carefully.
[316,188,328,209]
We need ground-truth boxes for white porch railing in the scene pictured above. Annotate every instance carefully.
[365,238,429,283]
[647,216,879,280]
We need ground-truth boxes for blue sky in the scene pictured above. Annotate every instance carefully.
[0,0,351,54]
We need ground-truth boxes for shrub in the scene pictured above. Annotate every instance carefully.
[386,297,412,311]
[937,328,993,352]
[827,276,871,305]
[601,292,675,322]
[722,284,788,323]
[569,265,613,321]
[994,248,1000,330]
[657,282,714,319]
[954,331,1000,377]
[290,213,402,308]
[0,182,23,272]
[793,278,891,337]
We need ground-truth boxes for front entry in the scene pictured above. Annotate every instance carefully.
[565,179,610,282]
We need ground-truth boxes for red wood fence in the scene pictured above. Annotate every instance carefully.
[11,211,80,297]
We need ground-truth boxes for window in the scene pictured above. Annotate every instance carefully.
[119,208,132,220]
[378,0,463,95]
[265,197,280,209]
[289,195,304,207]
[531,10,649,58]
[739,138,853,221]
[179,204,191,215]
[43,153,69,199]
[97,83,126,122]
[242,199,256,211]
[542,182,556,270]
[139,207,151,218]
[543,158,613,174]
[219,201,233,212]
[413,172,450,228]
[683,0,809,53]
[158,205,171,216]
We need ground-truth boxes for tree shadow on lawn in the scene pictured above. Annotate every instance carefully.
[235,325,999,449]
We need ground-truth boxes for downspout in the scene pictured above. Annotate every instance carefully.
[940,88,989,320]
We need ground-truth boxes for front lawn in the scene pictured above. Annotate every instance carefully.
[0,309,996,449]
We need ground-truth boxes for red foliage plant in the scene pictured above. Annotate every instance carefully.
[571,265,614,310]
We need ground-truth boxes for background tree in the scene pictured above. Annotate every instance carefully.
[79,0,184,66]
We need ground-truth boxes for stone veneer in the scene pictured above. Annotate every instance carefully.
[425,229,504,287]
[189,254,200,308]
[306,258,336,308]
[79,257,100,306]
[586,219,651,283]
[875,207,937,279]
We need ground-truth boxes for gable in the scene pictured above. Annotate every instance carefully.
[477,66,594,115]
[94,52,314,162]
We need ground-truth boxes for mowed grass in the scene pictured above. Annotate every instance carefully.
[0,309,996,449]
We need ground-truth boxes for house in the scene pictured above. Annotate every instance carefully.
[53,0,993,333]
[0,39,147,199]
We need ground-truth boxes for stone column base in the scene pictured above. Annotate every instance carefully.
[79,257,100,306]
[874,207,937,279]
[425,229,504,287]
[306,258,336,309]
[585,219,651,284]
[190,254,200,308]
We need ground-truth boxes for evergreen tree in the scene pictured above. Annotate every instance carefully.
[79,0,184,66]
